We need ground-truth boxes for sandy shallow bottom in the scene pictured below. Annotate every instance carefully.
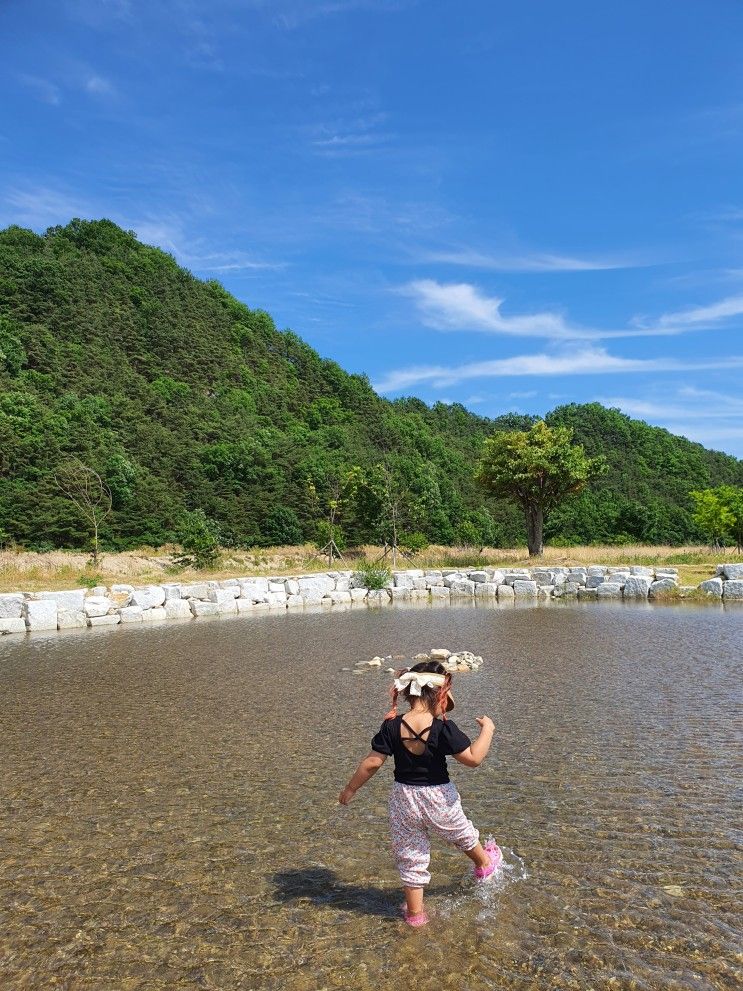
[1,602,741,990]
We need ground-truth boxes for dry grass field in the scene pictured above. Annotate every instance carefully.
[0,543,731,593]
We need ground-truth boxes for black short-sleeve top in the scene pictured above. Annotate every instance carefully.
[371,715,471,786]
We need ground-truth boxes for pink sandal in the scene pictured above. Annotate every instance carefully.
[400,902,430,927]
[404,909,429,927]
[473,840,502,881]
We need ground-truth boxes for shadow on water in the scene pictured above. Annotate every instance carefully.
[272,866,464,918]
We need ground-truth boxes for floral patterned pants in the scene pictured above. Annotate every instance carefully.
[388,781,479,886]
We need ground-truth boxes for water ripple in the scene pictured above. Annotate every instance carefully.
[1,604,741,990]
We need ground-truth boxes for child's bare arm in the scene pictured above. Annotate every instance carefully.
[339,752,387,804]
[453,716,495,768]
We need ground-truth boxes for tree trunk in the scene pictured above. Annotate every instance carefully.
[526,505,544,556]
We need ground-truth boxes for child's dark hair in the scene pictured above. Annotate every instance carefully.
[384,660,452,722]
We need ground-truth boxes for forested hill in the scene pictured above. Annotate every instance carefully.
[0,219,740,551]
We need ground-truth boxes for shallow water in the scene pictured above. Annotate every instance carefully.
[1,602,742,990]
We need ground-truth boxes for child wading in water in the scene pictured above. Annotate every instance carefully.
[339,660,501,927]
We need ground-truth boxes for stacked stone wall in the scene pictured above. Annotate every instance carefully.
[1,563,741,638]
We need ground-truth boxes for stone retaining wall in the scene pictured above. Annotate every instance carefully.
[1,563,742,637]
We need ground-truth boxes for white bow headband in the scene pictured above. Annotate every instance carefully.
[393,670,447,697]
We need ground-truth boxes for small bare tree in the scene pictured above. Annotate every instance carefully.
[55,458,112,564]
[321,476,346,567]
[307,470,357,567]
[373,462,415,569]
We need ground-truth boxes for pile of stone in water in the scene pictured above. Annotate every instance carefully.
[351,647,484,674]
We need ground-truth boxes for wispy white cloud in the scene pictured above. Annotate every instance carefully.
[103,0,132,13]
[660,267,743,291]
[637,294,743,330]
[420,248,642,273]
[705,205,743,223]
[198,255,286,272]
[18,75,62,106]
[273,0,420,29]
[67,0,133,24]
[1,185,283,272]
[313,132,390,149]
[85,74,116,96]
[598,397,739,421]
[187,254,286,272]
[402,279,743,341]
[18,67,117,106]
[599,385,743,420]
[319,192,452,236]
[401,279,582,339]
[122,219,284,271]
[69,0,227,68]
[595,386,743,455]
[3,186,90,227]
[373,346,743,393]
[678,384,743,406]
[674,425,743,442]
[289,289,356,307]
[309,112,393,156]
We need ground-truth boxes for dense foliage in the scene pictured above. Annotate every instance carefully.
[0,219,741,552]
[690,486,743,551]
[476,421,604,555]
[543,404,743,546]
[174,509,221,568]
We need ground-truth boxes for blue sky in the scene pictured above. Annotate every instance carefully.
[2,1,743,456]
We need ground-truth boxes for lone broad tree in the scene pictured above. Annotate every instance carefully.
[476,421,603,556]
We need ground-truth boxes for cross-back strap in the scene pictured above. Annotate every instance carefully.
[400,717,433,743]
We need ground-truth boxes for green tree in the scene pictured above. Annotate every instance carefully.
[353,461,432,566]
[306,466,360,564]
[400,530,429,553]
[690,487,741,550]
[174,509,221,568]
[261,506,303,546]
[717,486,743,552]
[689,489,734,548]
[456,507,501,550]
[313,519,347,552]
[456,519,481,549]
[0,315,26,376]
[476,421,603,556]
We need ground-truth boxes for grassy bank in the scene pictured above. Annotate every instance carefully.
[0,544,731,593]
